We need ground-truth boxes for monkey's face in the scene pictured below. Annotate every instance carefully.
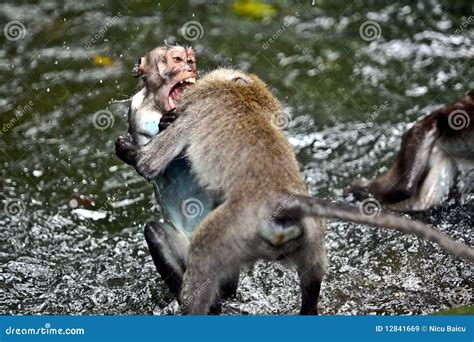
[137,46,197,112]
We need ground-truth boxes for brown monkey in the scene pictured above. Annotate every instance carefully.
[350,91,474,210]
[115,46,239,303]
[127,69,474,315]
[116,44,196,164]
[129,44,196,145]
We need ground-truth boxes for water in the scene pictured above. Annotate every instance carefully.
[1,0,472,315]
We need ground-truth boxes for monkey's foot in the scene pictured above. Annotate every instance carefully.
[347,177,373,200]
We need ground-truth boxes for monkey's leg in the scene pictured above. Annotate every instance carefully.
[295,251,325,315]
[351,116,440,203]
[144,221,187,297]
[180,205,241,315]
[292,218,326,315]
[298,269,322,315]
[220,269,240,299]
[410,145,458,210]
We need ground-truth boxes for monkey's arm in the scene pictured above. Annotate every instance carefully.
[136,118,188,180]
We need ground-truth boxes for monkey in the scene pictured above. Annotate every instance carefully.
[115,45,240,302]
[349,90,474,210]
[129,44,197,145]
[122,68,474,315]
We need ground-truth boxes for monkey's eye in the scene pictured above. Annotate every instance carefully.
[187,59,194,65]
[233,77,248,84]
[173,56,183,62]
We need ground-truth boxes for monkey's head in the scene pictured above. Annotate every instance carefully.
[134,45,197,112]
[179,68,281,115]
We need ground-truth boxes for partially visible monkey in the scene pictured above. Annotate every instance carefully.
[123,69,474,315]
[128,44,197,145]
[350,91,474,210]
[115,45,239,301]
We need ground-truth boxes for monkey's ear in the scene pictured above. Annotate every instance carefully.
[233,77,248,85]
[132,57,145,78]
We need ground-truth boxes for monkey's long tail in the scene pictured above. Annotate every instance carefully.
[283,195,474,263]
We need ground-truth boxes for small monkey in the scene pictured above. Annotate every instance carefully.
[350,91,474,210]
[129,44,197,145]
[126,69,474,315]
[115,45,239,302]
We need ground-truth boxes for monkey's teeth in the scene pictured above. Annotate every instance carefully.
[187,78,196,83]
[168,96,175,108]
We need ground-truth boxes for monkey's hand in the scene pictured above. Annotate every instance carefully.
[135,123,187,181]
[159,108,177,131]
[115,133,138,166]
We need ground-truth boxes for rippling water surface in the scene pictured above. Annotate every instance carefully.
[0,0,472,315]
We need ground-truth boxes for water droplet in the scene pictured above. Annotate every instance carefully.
[32,170,43,177]
[69,199,78,208]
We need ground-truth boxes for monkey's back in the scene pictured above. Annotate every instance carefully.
[178,70,307,200]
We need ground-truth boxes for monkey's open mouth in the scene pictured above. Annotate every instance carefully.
[168,77,196,109]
